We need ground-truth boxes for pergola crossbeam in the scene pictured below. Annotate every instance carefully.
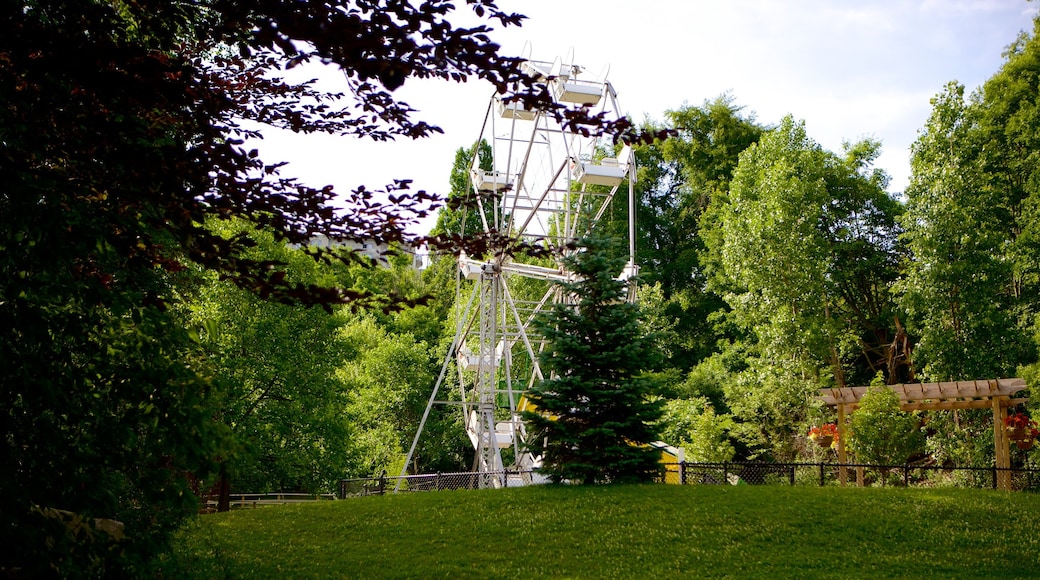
[899,398,1028,412]
[818,378,1026,407]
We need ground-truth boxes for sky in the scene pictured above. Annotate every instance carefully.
[254,0,1039,234]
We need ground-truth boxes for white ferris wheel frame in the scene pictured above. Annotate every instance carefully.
[397,55,638,490]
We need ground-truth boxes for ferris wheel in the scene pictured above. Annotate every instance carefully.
[399,54,637,489]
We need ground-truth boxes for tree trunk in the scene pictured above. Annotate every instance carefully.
[217,463,231,513]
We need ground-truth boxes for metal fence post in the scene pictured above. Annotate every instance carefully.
[377,470,386,495]
[436,472,442,491]
[680,461,687,485]
[819,463,825,487]
[992,466,998,489]
[903,464,910,487]
[723,462,729,485]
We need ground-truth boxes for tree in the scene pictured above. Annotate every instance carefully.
[659,398,735,463]
[523,239,664,484]
[848,384,923,483]
[702,116,904,458]
[976,22,1040,322]
[631,96,765,298]
[896,17,1040,382]
[184,221,358,495]
[898,81,1031,381]
[620,98,764,372]
[340,318,469,475]
[430,140,495,240]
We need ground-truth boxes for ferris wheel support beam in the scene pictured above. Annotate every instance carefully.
[512,162,567,238]
[506,115,562,237]
[470,98,497,234]
[626,157,640,300]
[460,256,569,283]
[499,102,538,232]
[472,269,505,487]
[499,261,568,282]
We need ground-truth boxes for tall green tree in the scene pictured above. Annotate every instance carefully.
[898,81,1031,381]
[898,16,1040,382]
[523,239,663,484]
[703,116,903,458]
[423,140,494,332]
[430,140,495,239]
[626,96,764,297]
[605,98,763,374]
[977,22,1040,321]
[185,222,357,494]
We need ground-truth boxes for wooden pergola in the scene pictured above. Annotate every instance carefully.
[817,378,1029,490]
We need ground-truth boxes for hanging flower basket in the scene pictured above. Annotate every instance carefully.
[1005,413,1039,449]
[813,435,834,447]
[808,424,838,448]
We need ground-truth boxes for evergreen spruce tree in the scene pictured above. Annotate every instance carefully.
[523,238,664,484]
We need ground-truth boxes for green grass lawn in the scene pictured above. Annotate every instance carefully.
[160,485,1040,579]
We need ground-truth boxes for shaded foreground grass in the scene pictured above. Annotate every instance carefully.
[162,485,1040,578]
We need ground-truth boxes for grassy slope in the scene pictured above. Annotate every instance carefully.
[163,485,1040,579]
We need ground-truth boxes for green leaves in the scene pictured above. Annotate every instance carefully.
[524,238,663,484]
[339,318,464,475]
[698,115,906,458]
[848,386,923,469]
[183,224,359,493]
[899,59,1036,380]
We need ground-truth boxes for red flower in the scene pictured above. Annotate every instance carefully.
[1005,412,1036,430]
[808,423,839,439]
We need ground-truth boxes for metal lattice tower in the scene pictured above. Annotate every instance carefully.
[399,54,638,489]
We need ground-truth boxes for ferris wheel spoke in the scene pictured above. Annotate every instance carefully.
[499,280,545,383]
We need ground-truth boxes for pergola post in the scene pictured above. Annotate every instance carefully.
[837,404,847,486]
[993,394,1011,492]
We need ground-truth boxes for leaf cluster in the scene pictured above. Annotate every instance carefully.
[848,386,924,467]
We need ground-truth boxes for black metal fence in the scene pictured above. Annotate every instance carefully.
[668,461,1040,490]
[338,469,540,498]
[339,462,1040,498]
